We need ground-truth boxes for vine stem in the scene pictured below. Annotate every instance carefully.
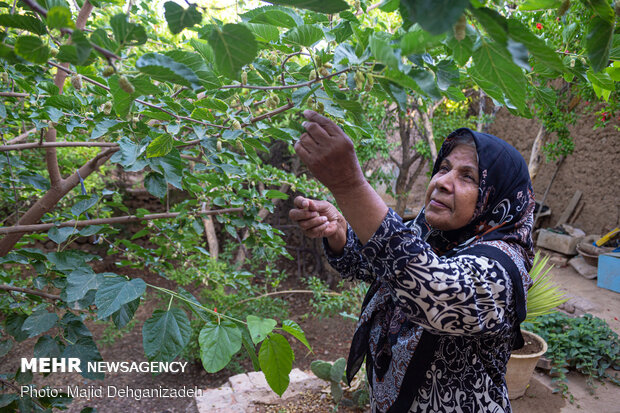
[233,289,341,307]
[220,68,351,90]
[146,284,246,326]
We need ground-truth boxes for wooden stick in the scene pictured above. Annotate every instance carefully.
[533,156,564,229]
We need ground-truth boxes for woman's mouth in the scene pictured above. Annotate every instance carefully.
[430,199,450,210]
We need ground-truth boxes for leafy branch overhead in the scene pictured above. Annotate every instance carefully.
[0,0,617,408]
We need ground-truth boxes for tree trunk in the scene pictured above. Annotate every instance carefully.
[528,124,547,181]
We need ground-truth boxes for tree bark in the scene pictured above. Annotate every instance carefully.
[528,124,547,181]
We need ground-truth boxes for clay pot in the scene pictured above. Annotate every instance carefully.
[505,330,548,400]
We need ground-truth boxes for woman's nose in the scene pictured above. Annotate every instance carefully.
[435,171,455,192]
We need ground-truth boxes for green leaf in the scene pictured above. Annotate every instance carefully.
[587,69,614,91]
[310,360,332,380]
[143,308,191,362]
[472,40,526,113]
[195,97,228,111]
[581,0,615,22]
[90,119,120,140]
[246,315,277,345]
[69,29,92,66]
[71,194,98,217]
[95,275,146,319]
[330,357,346,382]
[282,319,311,351]
[0,339,13,358]
[48,226,77,244]
[208,24,258,79]
[111,298,140,328]
[14,35,49,64]
[110,13,147,47]
[147,149,183,189]
[471,7,508,44]
[199,320,242,372]
[519,0,562,11]
[370,33,399,69]
[22,309,59,338]
[400,24,445,55]
[62,337,103,380]
[147,134,174,158]
[242,333,261,371]
[65,268,101,302]
[79,225,104,237]
[400,0,469,35]
[586,16,613,73]
[136,53,201,90]
[163,2,202,34]
[248,9,297,28]
[34,335,62,359]
[507,19,564,73]
[259,333,293,396]
[245,23,280,43]
[5,314,29,342]
[264,189,288,200]
[265,0,349,13]
[144,172,167,198]
[283,24,324,47]
[0,14,46,35]
[164,50,218,87]
[177,287,210,322]
[46,6,73,30]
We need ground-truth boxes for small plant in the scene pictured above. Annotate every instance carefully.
[524,251,568,323]
[522,313,620,402]
[310,358,368,411]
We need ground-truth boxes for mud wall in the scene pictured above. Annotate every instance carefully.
[487,107,619,236]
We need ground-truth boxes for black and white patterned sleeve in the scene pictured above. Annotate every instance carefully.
[361,209,514,335]
[323,225,375,283]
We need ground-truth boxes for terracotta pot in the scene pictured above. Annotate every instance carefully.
[505,330,548,400]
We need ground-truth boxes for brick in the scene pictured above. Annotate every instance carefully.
[229,373,256,394]
[195,386,235,412]
[537,229,581,255]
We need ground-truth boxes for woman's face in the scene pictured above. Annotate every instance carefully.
[424,144,479,231]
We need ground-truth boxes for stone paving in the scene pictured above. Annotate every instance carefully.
[195,368,326,413]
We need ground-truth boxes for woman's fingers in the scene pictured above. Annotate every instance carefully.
[297,215,328,231]
[289,207,318,222]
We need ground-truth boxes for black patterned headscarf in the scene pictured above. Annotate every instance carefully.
[413,128,535,269]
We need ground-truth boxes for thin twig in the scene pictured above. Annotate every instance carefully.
[0,92,28,98]
[221,68,350,90]
[6,127,37,145]
[2,137,20,221]
[0,208,244,234]
[234,289,340,306]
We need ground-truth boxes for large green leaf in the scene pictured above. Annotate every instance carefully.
[258,333,293,396]
[246,23,280,43]
[472,40,526,113]
[34,335,63,359]
[370,33,399,70]
[14,35,49,64]
[143,308,191,362]
[71,194,99,217]
[65,268,101,302]
[208,24,258,79]
[519,0,562,10]
[507,19,564,73]
[265,0,349,13]
[47,226,77,245]
[586,16,614,73]
[247,9,297,28]
[111,298,140,328]
[400,25,445,55]
[144,172,167,198]
[164,50,219,87]
[5,314,29,342]
[22,309,59,338]
[146,134,174,158]
[400,0,469,35]
[62,337,103,380]
[246,315,277,345]
[282,319,311,351]
[283,24,324,47]
[0,14,46,35]
[95,275,146,319]
[163,2,202,34]
[471,7,508,45]
[46,5,73,30]
[582,0,615,22]
[136,53,201,90]
[110,13,147,47]
[147,149,184,189]
[199,320,242,372]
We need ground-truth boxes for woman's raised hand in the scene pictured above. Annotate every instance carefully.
[289,196,347,253]
[294,110,365,197]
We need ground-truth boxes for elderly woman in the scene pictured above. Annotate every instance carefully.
[289,110,535,412]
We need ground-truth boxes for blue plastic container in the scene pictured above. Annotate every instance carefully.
[597,252,620,293]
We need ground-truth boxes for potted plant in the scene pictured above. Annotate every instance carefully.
[505,251,568,399]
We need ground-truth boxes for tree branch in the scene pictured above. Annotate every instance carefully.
[0,92,28,98]
[0,284,61,300]
[6,127,37,145]
[221,68,350,90]
[0,141,118,152]
[0,208,244,235]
